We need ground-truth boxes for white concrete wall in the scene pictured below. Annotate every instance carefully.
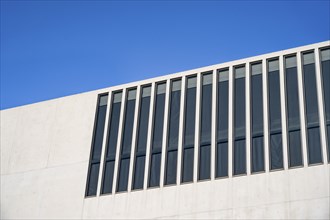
[1,41,330,219]
[1,85,329,220]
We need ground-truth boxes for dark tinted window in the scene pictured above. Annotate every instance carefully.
[234,66,246,175]
[165,80,181,185]
[302,53,322,164]
[216,69,229,177]
[102,92,122,194]
[268,60,284,170]
[149,83,166,187]
[321,49,330,163]
[86,94,108,197]
[199,73,212,180]
[251,63,264,173]
[182,76,196,183]
[285,56,303,167]
[133,86,151,190]
[117,89,136,192]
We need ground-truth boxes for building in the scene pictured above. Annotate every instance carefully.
[1,41,329,219]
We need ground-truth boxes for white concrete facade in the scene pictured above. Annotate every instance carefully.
[1,41,330,219]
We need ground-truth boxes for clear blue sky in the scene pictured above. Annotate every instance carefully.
[1,0,329,110]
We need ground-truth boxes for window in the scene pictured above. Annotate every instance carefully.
[101,92,122,194]
[268,59,284,170]
[321,48,330,163]
[302,52,322,165]
[86,94,108,197]
[148,83,166,187]
[132,86,151,190]
[199,73,212,180]
[216,69,229,178]
[117,89,137,192]
[182,76,196,183]
[165,80,181,185]
[234,66,246,175]
[285,56,303,168]
[251,63,265,173]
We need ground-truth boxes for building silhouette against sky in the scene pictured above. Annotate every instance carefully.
[1,41,329,219]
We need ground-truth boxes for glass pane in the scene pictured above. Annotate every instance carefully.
[165,80,181,186]
[167,81,181,150]
[303,58,320,125]
[152,84,166,151]
[199,145,211,180]
[216,142,228,177]
[268,69,282,131]
[86,163,100,196]
[92,104,108,161]
[200,74,212,145]
[102,161,115,194]
[136,89,151,153]
[86,94,108,197]
[234,139,246,175]
[288,130,303,167]
[149,153,161,187]
[217,72,229,141]
[286,58,301,130]
[307,127,322,164]
[321,59,330,121]
[121,93,136,155]
[251,73,264,135]
[107,95,122,158]
[270,133,283,170]
[165,150,177,185]
[251,136,265,173]
[234,70,245,139]
[184,77,196,147]
[148,83,166,188]
[182,147,194,183]
[117,158,130,192]
[133,156,145,190]
[117,90,136,192]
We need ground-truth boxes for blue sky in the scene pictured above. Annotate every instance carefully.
[1,0,329,110]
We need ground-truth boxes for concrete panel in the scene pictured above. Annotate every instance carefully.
[7,100,57,174]
[82,197,99,219]
[267,170,290,204]
[0,108,21,175]
[210,178,233,211]
[289,165,329,201]
[232,176,249,208]
[289,197,330,219]
[160,186,179,217]
[247,173,268,207]
[38,162,87,219]
[1,170,43,219]
[47,92,96,167]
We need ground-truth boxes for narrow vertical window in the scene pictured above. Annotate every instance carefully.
[199,73,212,180]
[86,94,108,197]
[216,69,229,178]
[321,48,330,163]
[302,52,323,165]
[148,83,166,187]
[234,66,246,175]
[101,92,122,194]
[182,76,196,183]
[117,89,137,192]
[251,63,265,173]
[285,56,303,168]
[132,86,151,190]
[268,59,284,170]
[165,80,181,185]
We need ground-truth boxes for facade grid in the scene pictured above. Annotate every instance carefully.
[85,42,330,197]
